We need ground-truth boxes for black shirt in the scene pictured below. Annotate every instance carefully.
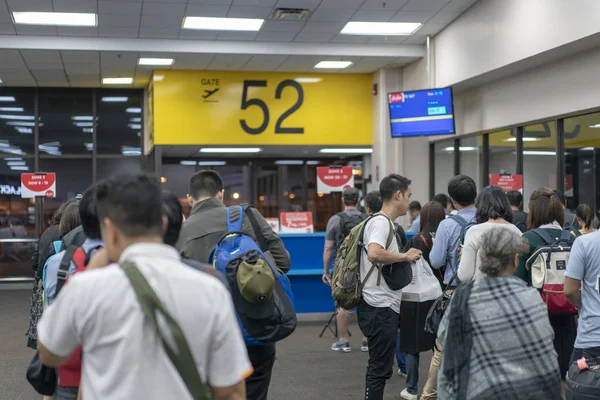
[512,210,528,233]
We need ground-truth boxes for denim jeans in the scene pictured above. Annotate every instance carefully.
[395,330,407,373]
[54,386,78,400]
[405,353,419,395]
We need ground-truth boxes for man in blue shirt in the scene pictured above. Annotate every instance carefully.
[565,231,600,363]
[44,185,103,306]
[421,175,477,400]
[406,201,421,234]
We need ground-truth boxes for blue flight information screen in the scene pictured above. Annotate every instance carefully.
[388,88,455,138]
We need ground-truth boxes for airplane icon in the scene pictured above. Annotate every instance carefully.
[202,88,219,99]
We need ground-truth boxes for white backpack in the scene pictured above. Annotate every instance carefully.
[402,257,442,303]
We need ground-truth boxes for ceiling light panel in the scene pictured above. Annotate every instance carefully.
[340,22,421,36]
[314,61,353,69]
[13,12,97,27]
[183,17,264,32]
[138,58,174,66]
[200,148,262,153]
[102,77,133,85]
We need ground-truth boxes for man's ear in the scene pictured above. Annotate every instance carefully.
[217,190,224,202]
[186,194,193,207]
[162,215,168,234]
[102,218,118,247]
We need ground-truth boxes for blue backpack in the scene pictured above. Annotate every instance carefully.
[208,206,296,346]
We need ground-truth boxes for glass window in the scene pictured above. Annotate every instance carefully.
[434,139,455,195]
[489,130,517,177]
[0,88,35,156]
[39,89,93,155]
[97,157,141,181]
[522,121,557,209]
[459,136,480,187]
[96,90,143,155]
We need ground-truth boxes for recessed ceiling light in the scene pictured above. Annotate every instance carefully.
[180,160,198,166]
[138,58,174,66]
[0,114,34,120]
[102,77,133,85]
[0,107,23,112]
[319,148,372,154]
[200,148,262,153]
[122,146,142,156]
[6,121,35,126]
[590,124,600,128]
[12,12,97,27]
[314,61,353,69]
[72,116,93,121]
[340,21,421,36]
[130,117,142,123]
[9,166,29,171]
[522,151,556,156]
[101,97,128,102]
[306,160,321,165]
[295,78,322,83]
[5,157,22,160]
[503,137,541,142]
[15,127,32,134]
[198,161,227,166]
[274,160,304,165]
[183,16,264,31]
[128,124,142,130]
[153,75,165,82]
[7,161,26,166]
[444,146,476,152]
[126,108,142,113]
[83,128,93,133]
[0,96,15,102]
[0,79,3,84]
[73,122,93,127]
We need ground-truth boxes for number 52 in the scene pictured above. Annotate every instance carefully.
[240,79,304,135]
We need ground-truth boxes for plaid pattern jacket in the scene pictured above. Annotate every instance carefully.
[438,275,562,400]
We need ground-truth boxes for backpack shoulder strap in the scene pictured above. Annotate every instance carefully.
[449,214,468,228]
[121,262,210,400]
[531,228,555,245]
[84,245,103,265]
[52,240,62,254]
[243,205,267,252]
[56,246,86,295]
[560,229,575,243]
[226,206,243,233]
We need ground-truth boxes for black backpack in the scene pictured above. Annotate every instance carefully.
[336,212,366,249]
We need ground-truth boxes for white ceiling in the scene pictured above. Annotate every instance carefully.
[0,0,479,87]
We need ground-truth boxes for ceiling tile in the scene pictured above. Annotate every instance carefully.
[141,14,182,29]
[65,64,101,75]
[57,26,99,37]
[101,52,138,68]
[134,69,153,79]
[255,30,297,41]
[178,30,219,40]
[403,34,428,44]
[293,32,335,42]
[351,10,396,21]
[52,0,97,12]
[309,8,355,23]
[0,23,16,34]
[185,4,230,17]
[427,11,461,26]
[171,53,215,69]
[301,22,345,34]
[0,2,11,23]
[350,56,401,70]
[139,27,180,38]
[32,70,68,83]
[99,26,140,37]
[15,25,57,35]
[142,2,186,16]
[7,0,53,12]
[217,31,258,41]
[187,0,232,4]
[68,74,100,85]
[99,1,143,16]
[227,6,273,19]
[0,50,27,69]
[100,14,140,28]
[208,54,252,70]
[390,10,434,22]
[233,0,277,6]
[274,0,321,10]
[361,0,409,10]
[367,35,410,43]
[0,70,36,86]
[261,20,304,32]
[242,55,288,71]
[318,0,364,9]
[443,0,477,12]
[330,34,371,44]
[143,0,187,3]
[21,50,63,70]
[401,0,447,12]
[61,51,100,64]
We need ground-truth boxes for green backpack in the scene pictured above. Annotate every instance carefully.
[331,213,394,311]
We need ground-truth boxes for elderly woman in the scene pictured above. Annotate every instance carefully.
[437,228,561,400]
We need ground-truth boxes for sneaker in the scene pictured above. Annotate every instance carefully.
[400,388,417,400]
[331,340,351,353]
[361,340,369,352]
[398,369,407,379]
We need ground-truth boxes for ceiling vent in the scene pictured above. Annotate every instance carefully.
[269,8,311,21]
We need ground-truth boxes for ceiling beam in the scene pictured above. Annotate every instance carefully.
[0,35,425,58]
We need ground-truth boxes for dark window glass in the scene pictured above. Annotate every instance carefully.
[39,89,93,155]
[97,157,141,181]
[0,88,35,156]
[96,90,143,155]
[523,121,557,208]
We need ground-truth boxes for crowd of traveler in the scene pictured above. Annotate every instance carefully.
[26,168,600,400]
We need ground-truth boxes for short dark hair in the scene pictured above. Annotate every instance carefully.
[189,170,224,200]
[448,175,477,207]
[506,190,523,207]
[365,191,383,214]
[475,186,513,224]
[79,185,102,240]
[59,201,81,238]
[53,198,78,225]
[380,174,411,201]
[409,201,421,212]
[343,187,359,207]
[162,190,183,247]
[432,193,449,209]
[95,174,164,238]
[527,187,565,230]
[576,204,594,229]
[553,190,566,206]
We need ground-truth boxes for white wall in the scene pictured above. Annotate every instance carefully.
[435,0,600,87]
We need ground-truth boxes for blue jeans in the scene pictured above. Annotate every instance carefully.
[405,353,419,395]
[54,386,78,400]
[396,330,406,373]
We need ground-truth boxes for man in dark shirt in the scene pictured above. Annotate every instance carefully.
[507,191,528,233]
[554,190,580,229]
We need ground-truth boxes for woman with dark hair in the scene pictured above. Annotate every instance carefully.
[458,186,522,283]
[575,204,596,235]
[58,201,81,239]
[399,201,446,400]
[516,187,576,383]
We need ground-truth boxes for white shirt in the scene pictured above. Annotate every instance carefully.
[37,243,252,400]
[360,215,402,313]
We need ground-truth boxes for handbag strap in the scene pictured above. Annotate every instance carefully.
[121,262,210,400]
[244,205,268,252]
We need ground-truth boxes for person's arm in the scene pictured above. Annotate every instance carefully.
[565,238,585,309]
[32,241,40,273]
[366,218,421,264]
[515,234,531,282]
[322,239,335,284]
[458,228,477,282]
[251,209,291,273]
[211,382,246,400]
[429,222,449,269]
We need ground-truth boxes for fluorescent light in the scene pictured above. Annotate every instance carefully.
[0,114,34,120]
[128,124,142,130]
[319,148,373,154]
[83,128,93,133]
[13,12,97,27]
[0,96,15,102]
[314,61,353,69]
[126,108,142,113]
[444,146,476,152]
[130,117,141,123]
[15,127,32,134]
[7,161,26,166]
[295,78,322,83]
[306,160,321,165]
[341,21,421,36]
[84,143,94,151]
[0,142,10,147]
[198,161,227,166]
[6,121,34,127]
[180,160,197,166]
[5,157,22,160]
[183,16,264,31]
[153,75,164,82]
[72,116,93,121]
[200,148,262,153]
[74,122,93,127]
[122,146,141,156]
[503,137,541,142]
[580,147,595,151]
[275,160,304,165]
[0,147,23,155]
[102,97,128,102]
[102,77,133,85]
[522,151,556,156]
[138,58,174,66]
[589,124,600,128]
[10,166,29,171]
[0,107,23,112]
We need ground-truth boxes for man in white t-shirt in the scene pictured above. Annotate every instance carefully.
[37,174,252,400]
[357,174,422,400]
